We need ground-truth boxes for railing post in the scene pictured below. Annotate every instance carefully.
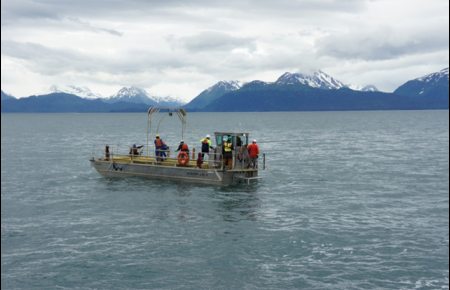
[232,150,235,169]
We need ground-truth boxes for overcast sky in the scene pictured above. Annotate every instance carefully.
[1,0,449,101]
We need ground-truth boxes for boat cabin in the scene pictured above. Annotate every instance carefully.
[214,132,249,149]
[210,132,254,170]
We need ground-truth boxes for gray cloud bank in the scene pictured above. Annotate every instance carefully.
[1,0,448,100]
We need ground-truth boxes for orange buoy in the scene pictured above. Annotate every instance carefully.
[177,151,190,166]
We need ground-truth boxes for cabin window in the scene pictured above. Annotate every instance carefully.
[236,134,248,146]
[215,135,223,146]
[215,133,248,147]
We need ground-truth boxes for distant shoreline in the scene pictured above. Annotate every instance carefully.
[2,108,449,114]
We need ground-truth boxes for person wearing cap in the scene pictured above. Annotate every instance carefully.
[175,140,189,153]
[200,134,214,160]
[154,134,168,161]
[247,139,259,169]
[222,135,233,170]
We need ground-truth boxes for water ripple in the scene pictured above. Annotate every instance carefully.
[2,111,448,289]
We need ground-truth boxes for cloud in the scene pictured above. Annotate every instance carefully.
[317,26,449,61]
[1,0,449,100]
[1,41,93,75]
[1,40,195,76]
[66,17,123,36]
[2,0,367,22]
[174,31,256,53]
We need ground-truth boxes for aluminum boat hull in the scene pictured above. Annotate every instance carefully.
[90,158,258,186]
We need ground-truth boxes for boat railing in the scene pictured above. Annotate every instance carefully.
[93,144,224,168]
[93,144,264,170]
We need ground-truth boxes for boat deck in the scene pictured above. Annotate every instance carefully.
[96,154,258,172]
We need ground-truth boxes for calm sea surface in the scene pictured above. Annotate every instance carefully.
[1,111,449,289]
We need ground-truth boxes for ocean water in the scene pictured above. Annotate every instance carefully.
[1,111,448,290]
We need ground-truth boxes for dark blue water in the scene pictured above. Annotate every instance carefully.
[2,111,449,289]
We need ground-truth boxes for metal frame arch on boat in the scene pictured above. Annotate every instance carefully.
[146,106,187,156]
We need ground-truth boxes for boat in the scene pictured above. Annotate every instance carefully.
[89,107,264,185]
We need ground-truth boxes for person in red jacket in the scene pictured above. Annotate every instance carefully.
[247,139,259,168]
[175,140,189,153]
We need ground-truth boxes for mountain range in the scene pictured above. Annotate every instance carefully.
[1,68,448,112]
[1,86,185,112]
[184,69,448,111]
[394,68,449,99]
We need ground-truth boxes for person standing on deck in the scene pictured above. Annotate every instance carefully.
[154,134,168,161]
[129,144,143,156]
[175,140,189,153]
[236,137,248,168]
[247,139,259,168]
[222,136,233,170]
[200,134,214,160]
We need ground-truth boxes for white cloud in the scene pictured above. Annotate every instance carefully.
[1,0,448,100]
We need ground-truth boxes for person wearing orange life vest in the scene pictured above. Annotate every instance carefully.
[200,134,214,160]
[175,140,189,153]
[247,139,259,168]
[222,135,233,170]
[154,134,168,161]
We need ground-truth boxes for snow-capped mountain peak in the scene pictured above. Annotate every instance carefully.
[107,86,185,106]
[184,80,242,109]
[111,86,149,99]
[394,67,449,97]
[276,70,345,89]
[417,67,449,83]
[152,95,186,106]
[50,85,102,99]
[361,85,379,92]
[107,86,154,105]
[206,80,242,93]
[347,84,379,92]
